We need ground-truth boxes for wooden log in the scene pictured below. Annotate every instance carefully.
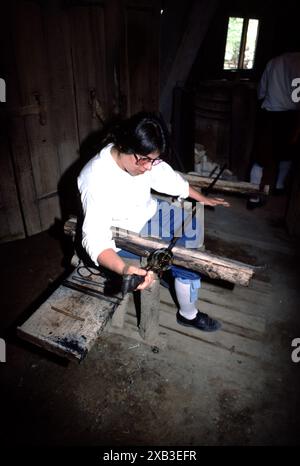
[114,229,254,286]
[180,172,264,195]
[64,217,254,286]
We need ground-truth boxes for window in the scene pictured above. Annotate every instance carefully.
[223,17,259,70]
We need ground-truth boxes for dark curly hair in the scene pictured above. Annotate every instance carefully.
[105,112,170,159]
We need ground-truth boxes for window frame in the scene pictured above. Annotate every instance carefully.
[223,16,260,72]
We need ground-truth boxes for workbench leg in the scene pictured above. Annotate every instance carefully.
[110,257,139,329]
[110,293,130,328]
[138,278,166,349]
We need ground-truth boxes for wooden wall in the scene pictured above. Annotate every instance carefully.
[194,80,257,179]
[0,0,160,242]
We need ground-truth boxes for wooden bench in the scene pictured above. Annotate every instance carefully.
[17,250,165,361]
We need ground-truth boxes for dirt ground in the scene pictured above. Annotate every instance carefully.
[1,195,300,447]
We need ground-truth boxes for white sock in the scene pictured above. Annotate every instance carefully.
[250,163,263,185]
[249,196,260,203]
[175,278,198,320]
[276,161,291,189]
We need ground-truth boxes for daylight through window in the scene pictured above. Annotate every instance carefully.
[224,17,259,70]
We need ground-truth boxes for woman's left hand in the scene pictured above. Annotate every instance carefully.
[202,196,230,207]
[188,186,230,207]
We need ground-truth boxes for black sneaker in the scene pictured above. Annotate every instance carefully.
[176,310,221,332]
[273,188,285,196]
[246,198,264,210]
[246,195,268,210]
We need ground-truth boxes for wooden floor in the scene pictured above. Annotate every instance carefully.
[109,193,299,388]
[16,192,299,382]
[1,192,299,446]
[116,277,272,372]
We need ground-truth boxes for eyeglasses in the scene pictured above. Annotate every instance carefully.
[133,153,162,166]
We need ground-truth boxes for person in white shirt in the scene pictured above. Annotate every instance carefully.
[78,113,229,331]
[248,52,300,209]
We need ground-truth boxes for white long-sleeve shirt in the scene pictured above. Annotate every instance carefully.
[258,52,300,111]
[77,144,189,265]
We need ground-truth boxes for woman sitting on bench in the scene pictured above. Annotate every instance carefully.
[77,112,229,332]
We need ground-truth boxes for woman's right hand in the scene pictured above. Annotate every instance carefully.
[122,264,156,291]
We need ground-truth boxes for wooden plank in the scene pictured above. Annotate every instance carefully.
[203,200,294,256]
[125,307,270,361]
[17,272,119,361]
[0,6,25,242]
[90,5,109,120]
[124,4,160,114]
[118,309,282,383]
[2,3,41,237]
[8,114,42,235]
[155,324,281,378]
[116,316,258,378]
[159,286,266,336]
[12,1,61,230]
[17,257,164,358]
[181,173,262,195]
[103,0,124,116]
[43,2,80,175]
[0,132,25,242]
[207,228,294,256]
[197,285,269,317]
[139,275,165,347]
[69,5,107,144]
[201,280,272,314]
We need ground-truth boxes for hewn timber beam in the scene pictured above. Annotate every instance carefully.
[64,217,254,286]
[180,172,264,195]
